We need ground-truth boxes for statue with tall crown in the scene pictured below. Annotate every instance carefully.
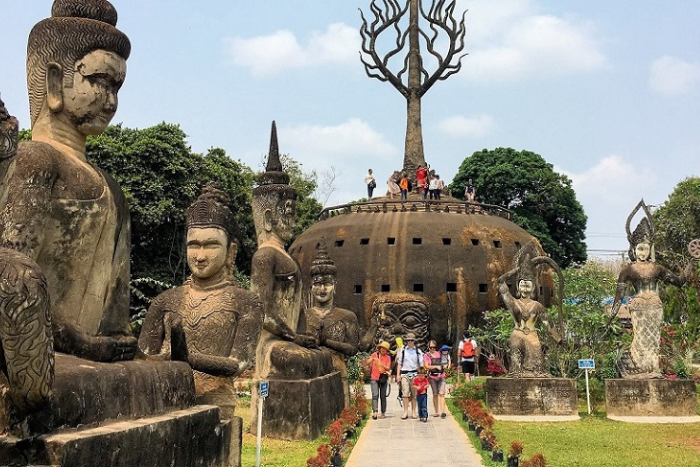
[497,241,563,378]
[610,200,698,379]
[250,122,342,440]
[305,238,360,405]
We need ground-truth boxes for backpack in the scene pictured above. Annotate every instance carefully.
[461,340,475,358]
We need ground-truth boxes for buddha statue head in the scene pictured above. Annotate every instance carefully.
[185,183,238,285]
[27,0,130,136]
[309,238,337,308]
[252,121,297,246]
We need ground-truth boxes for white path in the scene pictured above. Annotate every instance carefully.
[345,385,484,467]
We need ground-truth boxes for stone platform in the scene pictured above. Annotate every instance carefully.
[605,379,698,418]
[486,377,578,417]
[251,371,344,440]
[1,354,233,466]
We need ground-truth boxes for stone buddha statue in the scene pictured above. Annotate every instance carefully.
[251,122,333,380]
[498,242,562,377]
[0,0,136,363]
[138,184,263,415]
[305,239,360,403]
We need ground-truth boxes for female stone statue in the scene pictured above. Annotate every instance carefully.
[610,201,697,378]
[498,241,562,377]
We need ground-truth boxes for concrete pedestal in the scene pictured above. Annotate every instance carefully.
[0,354,232,466]
[486,377,578,416]
[605,379,698,417]
[251,371,344,440]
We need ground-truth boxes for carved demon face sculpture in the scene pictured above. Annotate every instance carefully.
[371,295,429,350]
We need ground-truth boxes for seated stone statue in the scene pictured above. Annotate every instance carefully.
[138,184,263,414]
[498,242,562,378]
[0,0,136,364]
[304,239,360,402]
[251,122,333,380]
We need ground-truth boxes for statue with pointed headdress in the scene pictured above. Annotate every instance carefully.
[251,122,333,381]
[498,241,563,377]
[305,238,360,403]
[138,183,263,414]
[609,200,698,379]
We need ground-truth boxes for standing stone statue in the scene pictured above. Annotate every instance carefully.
[305,238,360,404]
[0,0,137,363]
[138,184,263,414]
[498,241,562,377]
[610,201,697,379]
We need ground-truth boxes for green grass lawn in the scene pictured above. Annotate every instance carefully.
[447,380,700,467]
[238,398,367,467]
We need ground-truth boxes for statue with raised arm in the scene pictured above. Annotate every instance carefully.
[251,122,333,381]
[305,238,360,404]
[609,201,698,379]
[0,0,137,364]
[138,184,263,415]
[498,241,563,377]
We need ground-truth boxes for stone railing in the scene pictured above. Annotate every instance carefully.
[318,200,511,221]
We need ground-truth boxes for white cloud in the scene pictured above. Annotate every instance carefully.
[438,114,496,138]
[460,1,606,82]
[224,23,357,76]
[649,56,700,96]
[558,155,656,199]
[280,118,397,163]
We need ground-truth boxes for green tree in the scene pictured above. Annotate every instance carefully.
[449,148,587,267]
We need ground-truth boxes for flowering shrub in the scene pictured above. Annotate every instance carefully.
[306,444,331,467]
[487,357,506,376]
[328,420,344,447]
[509,440,524,457]
[520,453,547,467]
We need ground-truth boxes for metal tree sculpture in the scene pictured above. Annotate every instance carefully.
[360,0,466,177]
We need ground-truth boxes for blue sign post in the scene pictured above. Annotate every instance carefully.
[578,359,595,414]
[256,380,269,467]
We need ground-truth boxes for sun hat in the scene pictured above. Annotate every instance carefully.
[376,341,391,351]
[404,333,416,341]
[440,345,451,351]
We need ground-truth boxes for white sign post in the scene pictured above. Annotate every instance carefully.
[578,359,595,415]
[256,380,269,467]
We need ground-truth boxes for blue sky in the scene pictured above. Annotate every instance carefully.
[1,1,698,259]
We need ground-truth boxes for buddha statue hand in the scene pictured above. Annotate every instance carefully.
[168,315,189,363]
[88,335,138,362]
[293,333,318,349]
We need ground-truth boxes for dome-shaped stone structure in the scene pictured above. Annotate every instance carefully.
[290,194,552,347]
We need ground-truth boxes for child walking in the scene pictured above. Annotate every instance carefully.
[413,367,430,422]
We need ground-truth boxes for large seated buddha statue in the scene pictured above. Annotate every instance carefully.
[0,3,230,465]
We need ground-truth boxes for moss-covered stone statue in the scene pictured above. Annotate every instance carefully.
[139,184,263,413]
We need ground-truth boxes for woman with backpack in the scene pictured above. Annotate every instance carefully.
[458,330,478,381]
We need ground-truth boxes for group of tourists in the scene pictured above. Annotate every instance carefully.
[365,331,478,422]
[366,165,447,201]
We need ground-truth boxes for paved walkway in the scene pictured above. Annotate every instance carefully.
[345,385,484,467]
